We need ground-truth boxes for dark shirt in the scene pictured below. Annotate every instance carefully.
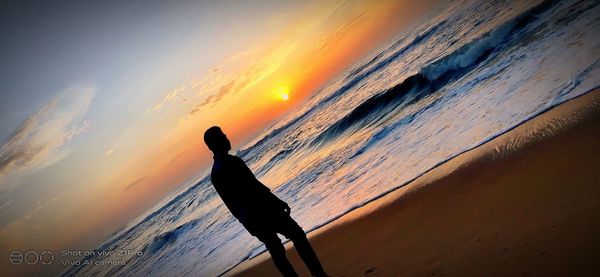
[210,154,286,235]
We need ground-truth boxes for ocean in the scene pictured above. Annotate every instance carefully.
[64,0,600,275]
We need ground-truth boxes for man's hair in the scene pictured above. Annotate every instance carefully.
[203,126,223,151]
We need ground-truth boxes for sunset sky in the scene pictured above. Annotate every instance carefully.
[0,0,437,274]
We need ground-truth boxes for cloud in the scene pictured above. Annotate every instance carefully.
[189,81,235,114]
[123,176,146,192]
[315,12,366,56]
[66,119,92,141]
[151,85,186,114]
[224,48,255,63]
[0,84,96,179]
[185,41,296,118]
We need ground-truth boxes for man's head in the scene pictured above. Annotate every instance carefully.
[204,126,231,155]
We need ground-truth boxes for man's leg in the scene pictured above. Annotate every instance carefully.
[279,216,327,277]
[256,232,298,277]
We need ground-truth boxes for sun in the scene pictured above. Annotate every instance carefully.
[275,85,290,101]
[280,92,289,101]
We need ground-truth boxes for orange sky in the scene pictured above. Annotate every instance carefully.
[70,0,441,251]
[0,0,440,275]
[77,0,438,249]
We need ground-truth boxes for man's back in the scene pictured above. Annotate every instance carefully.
[210,154,285,234]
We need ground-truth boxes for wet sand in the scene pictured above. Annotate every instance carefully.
[229,88,600,277]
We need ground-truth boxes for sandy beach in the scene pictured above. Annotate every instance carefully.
[229,88,600,277]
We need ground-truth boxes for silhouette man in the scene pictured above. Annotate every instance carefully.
[204,126,328,277]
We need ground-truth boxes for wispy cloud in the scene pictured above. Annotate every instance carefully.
[315,11,366,57]
[190,81,235,114]
[0,84,96,179]
[122,176,146,192]
[185,41,297,118]
[150,85,186,114]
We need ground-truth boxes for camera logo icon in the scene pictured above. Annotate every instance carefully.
[8,250,54,266]
[9,251,23,265]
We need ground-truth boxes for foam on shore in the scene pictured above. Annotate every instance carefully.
[229,88,600,276]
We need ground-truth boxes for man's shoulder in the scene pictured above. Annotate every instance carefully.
[226,154,243,160]
[211,155,243,176]
[224,154,247,166]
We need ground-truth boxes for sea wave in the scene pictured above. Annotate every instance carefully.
[308,0,562,147]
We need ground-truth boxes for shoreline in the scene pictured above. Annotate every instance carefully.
[228,88,600,276]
